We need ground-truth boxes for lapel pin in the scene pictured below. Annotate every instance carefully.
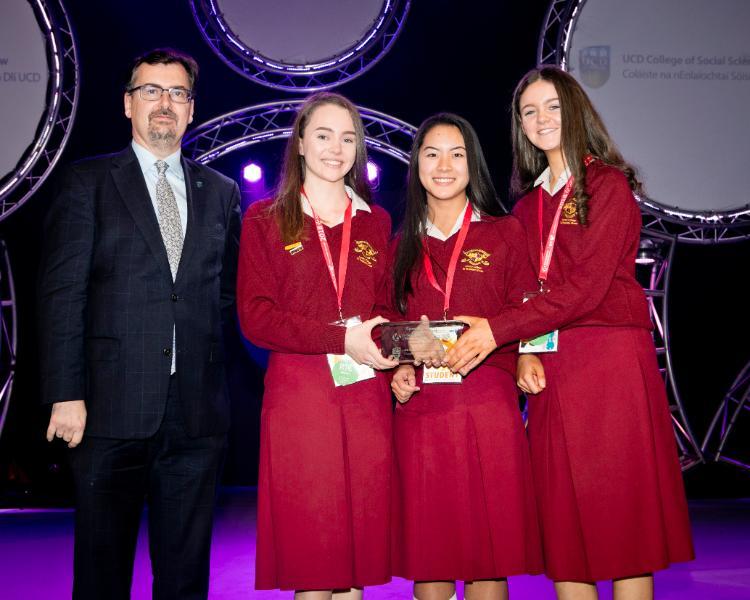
[285,241,303,255]
[196,180,204,188]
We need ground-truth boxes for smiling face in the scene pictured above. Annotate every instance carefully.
[418,124,470,207]
[298,103,357,186]
[519,79,563,162]
[124,62,194,157]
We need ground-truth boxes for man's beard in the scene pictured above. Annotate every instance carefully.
[148,109,179,148]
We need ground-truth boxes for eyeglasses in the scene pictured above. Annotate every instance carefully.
[128,84,194,104]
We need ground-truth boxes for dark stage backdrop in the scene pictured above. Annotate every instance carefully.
[0,0,748,504]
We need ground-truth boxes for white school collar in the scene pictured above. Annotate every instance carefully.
[424,200,482,242]
[300,185,371,224]
[534,166,572,195]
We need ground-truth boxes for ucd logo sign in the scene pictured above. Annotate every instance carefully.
[579,46,610,88]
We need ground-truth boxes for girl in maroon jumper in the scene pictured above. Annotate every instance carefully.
[445,67,694,599]
[237,92,398,598]
[386,113,542,600]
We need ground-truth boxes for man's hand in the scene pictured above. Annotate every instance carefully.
[345,316,400,370]
[517,354,547,394]
[391,365,420,404]
[443,315,497,376]
[46,400,87,448]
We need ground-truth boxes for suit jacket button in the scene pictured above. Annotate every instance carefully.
[171,293,178,302]
[163,348,172,357]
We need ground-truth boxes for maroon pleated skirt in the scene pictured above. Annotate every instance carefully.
[528,326,694,581]
[255,353,392,591]
[392,365,543,581]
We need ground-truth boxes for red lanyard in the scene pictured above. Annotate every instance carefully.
[302,187,352,321]
[422,203,473,320]
[537,157,594,290]
[537,177,575,289]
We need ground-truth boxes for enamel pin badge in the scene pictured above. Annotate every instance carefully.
[285,241,303,255]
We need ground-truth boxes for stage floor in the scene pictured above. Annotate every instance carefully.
[1,489,748,599]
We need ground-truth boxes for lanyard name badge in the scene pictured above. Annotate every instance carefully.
[519,164,587,354]
[519,157,595,354]
[302,187,375,387]
[420,203,473,383]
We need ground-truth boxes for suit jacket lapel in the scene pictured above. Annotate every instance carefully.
[175,157,203,287]
[111,146,173,282]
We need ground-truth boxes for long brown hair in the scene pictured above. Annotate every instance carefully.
[272,92,372,243]
[510,66,642,225]
[393,113,503,314]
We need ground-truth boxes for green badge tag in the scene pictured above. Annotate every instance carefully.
[519,329,559,353]
[326,353,375,387]
[332,358,358,386]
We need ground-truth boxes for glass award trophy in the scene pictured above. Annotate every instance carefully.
[379,320,467,364]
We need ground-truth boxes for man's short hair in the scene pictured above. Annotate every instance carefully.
[126,48,199,92]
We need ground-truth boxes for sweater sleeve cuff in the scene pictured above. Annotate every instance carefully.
[487,314,509,349]
[322,324,347,355]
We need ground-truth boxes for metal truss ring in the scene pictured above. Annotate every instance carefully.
[702,359,750,471]
[182,99,416,166]
[189,0,410,92]
[640,234,703,470]
[537,0,580,69]
[0,0,80,222]
[0,241,18,441]
[539,1,705,468]
[538,0,750,243]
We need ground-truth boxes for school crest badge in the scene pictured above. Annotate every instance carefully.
[561,199,579,225]
[579,45,610,89]
[354,240,378,267]
[461,248,491,272]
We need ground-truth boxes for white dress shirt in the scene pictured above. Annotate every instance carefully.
[131,140,187,374]
[131,140,188,232]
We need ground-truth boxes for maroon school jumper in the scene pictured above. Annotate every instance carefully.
[488,162,694,581]
[381,213,543,582]
[238,198,393,591]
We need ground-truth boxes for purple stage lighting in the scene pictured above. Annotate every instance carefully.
[243,163,263,183]
[367,161,379,182]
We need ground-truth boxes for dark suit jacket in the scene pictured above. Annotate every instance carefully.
[39,145,241,438]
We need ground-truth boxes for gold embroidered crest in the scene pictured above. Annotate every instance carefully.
[561,199,579,225]
[461,248,491,272]
[354,240,378,267]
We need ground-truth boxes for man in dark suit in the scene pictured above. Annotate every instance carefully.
[38,48,241,600]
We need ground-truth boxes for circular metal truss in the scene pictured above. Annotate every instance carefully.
[519,231,706,468]
[538,0,750,243]
[189,0,411,92]
[182,99,416,166]
[540,1,705,469]
[638,234,703,470]
[0,0,80,222]
[0,241,18,441]
[702,360,750,472]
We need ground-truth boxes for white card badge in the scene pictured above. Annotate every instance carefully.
[421,324,462,384]
[422,365,462,384]
[327,315,376,387]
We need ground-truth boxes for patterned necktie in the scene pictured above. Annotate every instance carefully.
[155,160,183,279]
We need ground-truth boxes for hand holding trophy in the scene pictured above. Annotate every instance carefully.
[379,315,467,367]
[408,315,447,366]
